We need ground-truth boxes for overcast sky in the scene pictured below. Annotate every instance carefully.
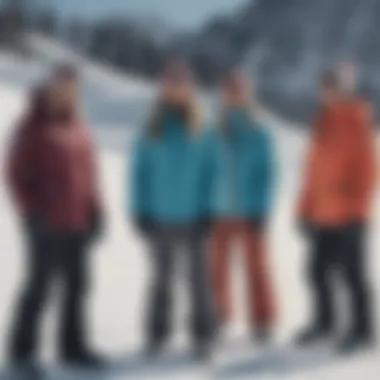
[46,0,247,29]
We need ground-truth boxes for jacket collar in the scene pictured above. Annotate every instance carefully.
[161,110,188,137]
[224,108,251,136]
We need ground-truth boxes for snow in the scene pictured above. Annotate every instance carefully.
[0,50,379,379]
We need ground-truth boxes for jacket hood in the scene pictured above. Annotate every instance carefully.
[316,99,364,141]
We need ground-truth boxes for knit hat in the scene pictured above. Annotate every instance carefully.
[53,63,79,81]
[162,60,193,83]
[222,68,246,91]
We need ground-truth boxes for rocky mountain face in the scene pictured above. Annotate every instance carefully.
[13,0,380,123]
[174,0,380,122]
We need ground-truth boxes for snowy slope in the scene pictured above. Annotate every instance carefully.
[0,50,379,380]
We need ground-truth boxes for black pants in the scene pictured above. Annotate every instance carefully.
[147,225,214,344]
[9,225,90,361]
[308,223,372,336]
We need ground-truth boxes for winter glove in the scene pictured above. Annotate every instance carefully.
[297,219,315,239]
[198,218,213,238]
[250,217,267,233]
[24,214,49,238]
[135,217,155,238]
[89,211,104,243]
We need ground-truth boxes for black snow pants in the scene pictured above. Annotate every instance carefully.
[146,225,215,344]
[308,222,373,337]
[9,221,91,361]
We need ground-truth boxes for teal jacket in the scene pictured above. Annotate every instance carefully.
[201,109,276,220]
[130,113,204,223]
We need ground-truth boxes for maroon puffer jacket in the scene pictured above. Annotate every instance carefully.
[7,90,102,232]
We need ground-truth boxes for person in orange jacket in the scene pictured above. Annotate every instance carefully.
[296,65,377,353]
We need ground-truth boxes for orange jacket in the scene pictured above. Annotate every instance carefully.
[298,99,377,226]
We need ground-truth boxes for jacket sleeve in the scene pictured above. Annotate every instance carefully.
[86,131,104,220]
[6,124,39,215]
[351,103,377,218]
[260,127,277,214]
[297,111,324,220]
[130,136,151,219]
[198,129,215,220]
[297,143,315,219]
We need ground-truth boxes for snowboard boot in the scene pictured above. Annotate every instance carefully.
[144,338,167,358]
[193,338,214,362]
[253,327,272,346]
[62,349,106,369]
[295,325,332,346]
[337,332,375,355]
[7,359,43,380]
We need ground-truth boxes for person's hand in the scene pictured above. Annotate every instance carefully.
[250,217,267,232]
[135,217,155,237]
[89,211,104,242]
[24,214,48,238]
[198,218,213,238]
[297,219,314,238]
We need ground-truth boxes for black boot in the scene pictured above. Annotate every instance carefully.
[62,348,106,369]
[144,338,167,358]
[295,325,332,346]
[337,332,375,355]
[7,359,43,380]
[253,327,272,346]
[193,338,213,362]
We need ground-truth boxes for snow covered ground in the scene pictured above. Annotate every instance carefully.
[0,51,379,379]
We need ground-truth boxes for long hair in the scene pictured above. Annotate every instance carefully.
[146,91,202,139]
[218,80,262,131]
[218,68,261,130]
[48,63,82,122]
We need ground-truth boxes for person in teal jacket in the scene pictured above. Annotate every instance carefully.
[204,69,277,343]
[130,60,214,359]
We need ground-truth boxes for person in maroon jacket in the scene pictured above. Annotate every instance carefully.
[6,65,104,368]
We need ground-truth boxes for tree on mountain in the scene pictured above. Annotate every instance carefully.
[34,7,59,37]
[65,18,90,52]
[0,0,33,50]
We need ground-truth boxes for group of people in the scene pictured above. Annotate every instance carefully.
[4,60,376,370]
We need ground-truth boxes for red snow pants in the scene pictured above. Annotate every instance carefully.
[210,221,275,328]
